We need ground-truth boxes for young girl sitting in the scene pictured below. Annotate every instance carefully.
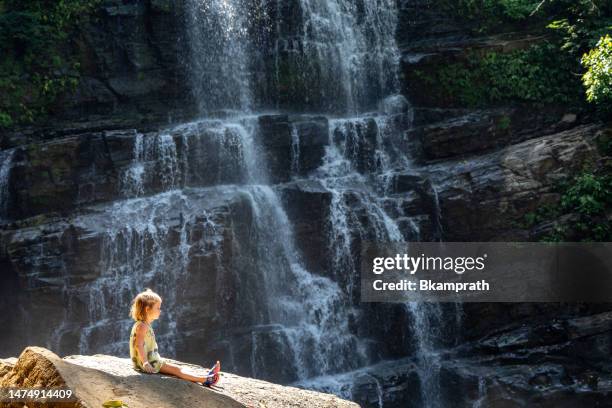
[129,288,220,386]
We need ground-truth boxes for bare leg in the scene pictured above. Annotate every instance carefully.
[158,362,207,383]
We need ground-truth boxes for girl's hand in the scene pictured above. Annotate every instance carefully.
[142,361,155,373]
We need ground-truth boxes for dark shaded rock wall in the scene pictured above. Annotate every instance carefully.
[1,0,193,149]
[389,1,612,407]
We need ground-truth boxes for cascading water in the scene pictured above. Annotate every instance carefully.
[76,190,193,355]
[290,124,301,176]
[185,0,253,113]
[282,0,401,113]
[244,185,370,379]
[277,0,450,405]
[64,0,381,382]
[181,0,383,383]
[474,376,488,408]
[121,132,180,197]
[292,110,448,404]
[405,302,443,408]
[9,0,450,406]
[0,148,15,221]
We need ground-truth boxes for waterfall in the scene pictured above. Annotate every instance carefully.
[327,190,356,288]
[473,376,488,407]
[0,148,15,221]
[72,190,198,356]
[431,182,444,241]
[181,0,383,382]
[405,302,444,408]
[244,185,370,379]
[290,124,301,176]
[185,0,253,113]
[318,117,406,254]
[275,1,451,404]
[6,0,451,405]
[308,117,406,304]
[121,132,145,197]
[292,0,401,113]
[370,374,385,408]
[121,132,180,197]
[175,118,263,186]
[57,105,376,381]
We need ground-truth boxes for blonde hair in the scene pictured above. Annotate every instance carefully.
[130,288,162,321]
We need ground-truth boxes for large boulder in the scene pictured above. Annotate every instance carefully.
[0,346,358,408]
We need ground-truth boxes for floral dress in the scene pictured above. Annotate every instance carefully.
[129,320,165,373]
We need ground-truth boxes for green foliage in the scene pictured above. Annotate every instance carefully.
[596,129,612,156]
[416,42,583,107]
[437,0,612,34]
[497,115,512,130]
[523,171,612,242]
[560,172,609,215]
[522,202,562,227]
[499,0,540,19]
[547,17,612,56]
[0,111,12,127]
[541,0,611,21]
[417,0,612,109]
[581,34,612,109]
[557,172,612,241]
[435,0,541,31]
[0,0,101,128]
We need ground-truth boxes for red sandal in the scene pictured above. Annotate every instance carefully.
[203,361,220,387]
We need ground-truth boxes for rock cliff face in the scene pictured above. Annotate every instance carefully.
[0,0,192,149]
[0,0,610,407]
[0,347,358,408]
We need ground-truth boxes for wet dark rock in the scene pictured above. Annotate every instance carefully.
[333,118,380,174]
[306,341,610,408]
[397,0,465,36]
[69,0,191,124]
[2,116,334,224]
[257,115,329,182]
[3,130,158,221]
[0,0,192,148]
[384,171,442,240]
[423,124,603,241]
[401,31,546,66]
[0,188,261,360]
[278,180,332,276]
[414,110,515,160]
[8,133,118,220]
[409,105,590,162]
[352,360,423,408]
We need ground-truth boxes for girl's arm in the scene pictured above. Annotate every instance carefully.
[135,323,154,373]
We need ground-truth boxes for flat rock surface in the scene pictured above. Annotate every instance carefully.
[0,347,359,408]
